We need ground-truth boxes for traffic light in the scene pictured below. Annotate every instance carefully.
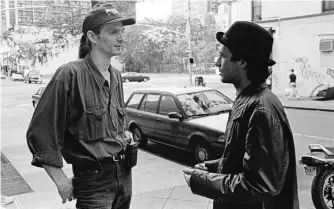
[190,57,194,64]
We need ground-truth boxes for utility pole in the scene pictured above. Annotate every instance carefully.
[186,0,193,85]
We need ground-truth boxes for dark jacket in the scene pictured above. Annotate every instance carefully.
[190,83,299,209]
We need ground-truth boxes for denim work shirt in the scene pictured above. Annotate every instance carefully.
[26,54,128,168]
[189,83,299,209]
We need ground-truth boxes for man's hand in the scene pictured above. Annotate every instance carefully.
[183,168,195,187]
[194,163,208,171]
[57,177,75,204]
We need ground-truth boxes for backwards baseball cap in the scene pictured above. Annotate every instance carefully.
[82,4,136,34]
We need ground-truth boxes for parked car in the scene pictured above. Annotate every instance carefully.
[121,72,150,83]
[125,86,233,162]
[32,85,46,108]
[0,73,6,79]
[25,71,43,84]
[11,73,24,82]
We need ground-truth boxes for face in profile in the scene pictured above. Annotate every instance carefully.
[215,45,239,84]
[95,22,125,56]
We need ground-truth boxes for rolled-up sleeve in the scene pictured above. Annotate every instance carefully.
[26,68,69,168]
[190,109,289,203]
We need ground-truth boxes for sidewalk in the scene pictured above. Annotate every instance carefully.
[277,95,334,112]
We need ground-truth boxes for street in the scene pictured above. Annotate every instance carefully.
[1,73,334,209]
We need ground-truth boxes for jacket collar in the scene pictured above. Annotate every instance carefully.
[238,82,268,98]
[84,53,109,89]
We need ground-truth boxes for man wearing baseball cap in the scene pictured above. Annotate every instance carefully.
[183,21,299,209]
[27,4,136,209]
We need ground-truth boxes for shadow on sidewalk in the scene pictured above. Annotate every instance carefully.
[1,153,33,197]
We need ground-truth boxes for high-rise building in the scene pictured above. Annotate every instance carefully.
[171,0,228,24]
[1,0,91,28]
[1,0,136,29]
[171,0,209,22]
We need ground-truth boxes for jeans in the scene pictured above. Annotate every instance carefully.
[73,160,132,209]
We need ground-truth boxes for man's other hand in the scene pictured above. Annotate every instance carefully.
[57,177,76,204]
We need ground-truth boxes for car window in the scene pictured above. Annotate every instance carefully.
[159,95,179,116]
[177,90,232,116]
[127,93,144,109]
[140,94,160,113]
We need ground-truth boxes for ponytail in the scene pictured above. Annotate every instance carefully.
[78,34,91,59]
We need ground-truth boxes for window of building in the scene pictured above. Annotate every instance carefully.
[252,0,262,21]
[158,95,179,116]
[323,0,334,12]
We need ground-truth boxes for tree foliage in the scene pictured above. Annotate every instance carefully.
[120,15,217,72]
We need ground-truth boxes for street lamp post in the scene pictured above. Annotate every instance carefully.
[186,0,193,85]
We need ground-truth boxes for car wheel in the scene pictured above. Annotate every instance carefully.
[192,141,212,163]
[125,79,130,83]
[28,80,31,83]
[143,78,148,82]
[131,125,147,148]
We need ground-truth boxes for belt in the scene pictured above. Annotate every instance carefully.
[72,154,126,171]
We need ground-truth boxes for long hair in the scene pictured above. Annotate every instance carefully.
[78,35,90,59]
[78,25,104,59]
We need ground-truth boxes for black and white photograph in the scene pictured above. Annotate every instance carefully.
[1,0,334,209]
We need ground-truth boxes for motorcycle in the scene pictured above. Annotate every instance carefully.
[300,144,334,209]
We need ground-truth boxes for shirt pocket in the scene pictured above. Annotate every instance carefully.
[77,107,107,141]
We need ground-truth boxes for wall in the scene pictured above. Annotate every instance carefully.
[259,13,334,97]
[230,0,322,23]
[261,1,322,19]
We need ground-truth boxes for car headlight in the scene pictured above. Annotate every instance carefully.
[217,134,225,143]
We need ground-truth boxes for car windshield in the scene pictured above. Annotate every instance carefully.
[177,90,232,117]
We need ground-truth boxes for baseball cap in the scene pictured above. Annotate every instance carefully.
[82,4,136,34]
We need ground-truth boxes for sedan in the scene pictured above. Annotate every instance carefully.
[32,85,46,108]
[121,72,150,83]
[125,86,233,162]
[11,73,24,82]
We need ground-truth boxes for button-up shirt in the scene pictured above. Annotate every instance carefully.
[27,54,128,168]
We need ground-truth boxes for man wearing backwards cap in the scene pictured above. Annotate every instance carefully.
[27,4,136,209]
[183,21,299,209]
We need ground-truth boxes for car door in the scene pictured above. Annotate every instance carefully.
[137,93,160,139]
[155,94,185,147]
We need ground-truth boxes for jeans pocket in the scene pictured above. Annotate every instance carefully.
[74,168,103,183]
[74,168,104,198]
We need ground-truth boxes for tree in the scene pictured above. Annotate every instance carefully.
[120,15,215,73]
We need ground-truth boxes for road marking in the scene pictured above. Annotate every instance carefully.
[15,104,31,107]
[294,133,334,141]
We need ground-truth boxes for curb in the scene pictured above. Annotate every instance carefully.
[283,106,334,112]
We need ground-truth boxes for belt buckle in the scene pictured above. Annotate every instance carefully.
[112,156,119,162]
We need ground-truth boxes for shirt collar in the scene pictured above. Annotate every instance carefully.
[84,53,109,89]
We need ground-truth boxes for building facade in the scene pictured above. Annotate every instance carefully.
[1,0,91,30]
[230,0,334,97]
